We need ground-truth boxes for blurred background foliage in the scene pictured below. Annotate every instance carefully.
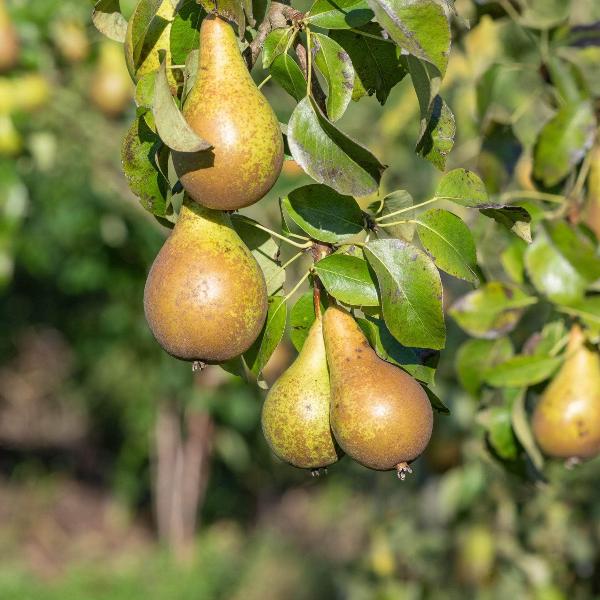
[1,0,600,598]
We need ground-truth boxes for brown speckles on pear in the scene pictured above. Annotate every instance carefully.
[172,14,283,211]
[144,202,267,363]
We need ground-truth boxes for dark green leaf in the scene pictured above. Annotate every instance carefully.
[170,0,204,65]
[270,54,307,101]
[480,206,532,243]
[364,239,446,350]
[330,24,407,104]
[289,292,326,351]
[312,33,354,122]
[377,190,415,241]
[356,316,438,384]
[282,184,364,243]
[486,405,519,460]
[315,254,379,306]
[365,0,451,75]
[307,0,374,29]
[244,296,287,377]
[415,95,455,170]
[262,28,293,68]
[416,209,479,284]
[287,96,385,197]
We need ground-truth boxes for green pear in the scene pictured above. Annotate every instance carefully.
[262,313,341,471]
[533,325,600,459]
[323,305,433,477]
[172,14,284,210]
[90,41,133,118]
[144,200,268,363]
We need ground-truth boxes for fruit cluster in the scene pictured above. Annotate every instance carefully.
[141,13,434,477]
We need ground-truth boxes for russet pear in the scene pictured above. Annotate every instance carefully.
[262,314,341,470]
[144,201,268,363]
[532,325,600,459]
[172,14,284,210]
[323,306,433,476]
[0,0,19,72]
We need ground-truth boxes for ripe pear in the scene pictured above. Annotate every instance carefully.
[172,14,284,211]
[90,41,133,118]
[144,201,268,363]
[262,314,340,471]
[323,306,433,476]
[532,325,600,459]
[0,0,19,72]
[124,0,177,90]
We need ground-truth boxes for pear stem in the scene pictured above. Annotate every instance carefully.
[236,217,312,249]
[306,29,313,98]
[257,74,272,89]
[377,219,412,228]
[375,197,438,222]
[266,250,306,285]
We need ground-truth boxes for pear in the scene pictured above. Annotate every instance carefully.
[532,325,600,459]
[124,0,177,90]
[0,0,19,72]
[583,145,600,239]
[261,313,340,471]
[323,305,433,476]
[144,200,268,363]
[172,14,284,211]
[90,41,133,118]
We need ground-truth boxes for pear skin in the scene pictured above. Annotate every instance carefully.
[172,14,284,210]
[90,41,133,118]
[532,325,600,459]
[262,314,340,470]
[323,306,433,474]
[0,0,19,72]
[124,0,176,88]
[144,201,268,362]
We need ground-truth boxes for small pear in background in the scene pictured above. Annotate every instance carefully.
[52,18,90,64]
[262,313,341,471]
[144,200,268,363]
[0,0,19,72]
[172,14,284,211]
[90,41,133,118]
[124,0,178,91]
[532,325,600,460]
[323,305,433,477]
[583,145,600,239]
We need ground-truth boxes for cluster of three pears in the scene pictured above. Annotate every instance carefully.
[144,14,284,363]
[262,306,434,475]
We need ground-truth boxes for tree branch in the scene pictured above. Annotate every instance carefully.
[244,1,301,70]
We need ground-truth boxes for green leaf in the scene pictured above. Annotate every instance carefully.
[486,405,519,461]
[330,24,407,104]
[270,54,307,101]
[281,184,364,243]
[533,101,596,187]
[135,72,156,109]
[312,33,354,122]
[480,206,532,243]
[449,282,537,339]
[365,0,451,75]
[356,316,438,384]
[152,60,211,152]
[244,296,287,377]
[287,97,385,197]
[170,0,204,65]
[377,190,415,241]
[416,209,479,284]
[501,238,527,284]
[519,0,571,29]
[364,239,446,350]
[524,227,588,304]
[315,254,379,306]
[92,0,127,42]
[557,296,600,332]
[121,115,169,217]
[289,292,326,351]
[262,28,293,68]
[435,168,491,208]
[231,216,285,295]
[307,0,374,29]
[511,388,544,471]
[128,0,166,71]
[456,337,514,396]
[484,355,563,388]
